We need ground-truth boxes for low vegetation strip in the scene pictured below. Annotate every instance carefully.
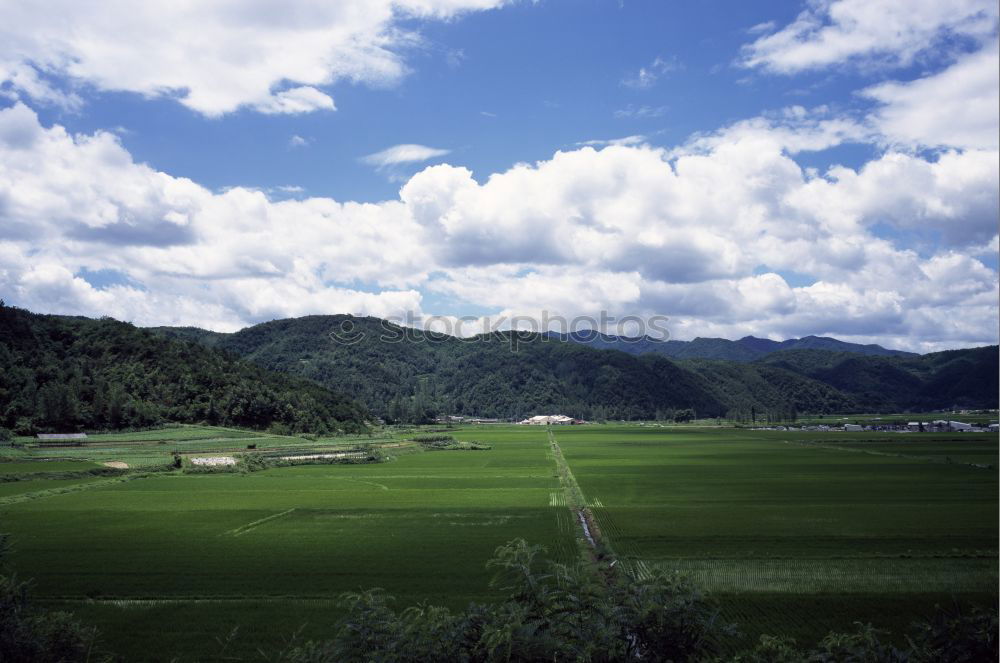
[0,465,129,483]
[0,466,175,506]
[408,434,491,450]
[548,428,616,564]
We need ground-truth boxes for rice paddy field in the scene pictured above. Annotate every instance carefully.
[0,423,996,659]
[554,425,998,645]
[0,425,574,660]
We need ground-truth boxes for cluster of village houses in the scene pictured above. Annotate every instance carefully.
[439,414,998,432]
[438,414,586,425]
[762,420,998,433]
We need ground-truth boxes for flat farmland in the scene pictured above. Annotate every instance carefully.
[810,437,999,467]
[2,423,996,658]
[0,460,103,474]
[554,426,998,644]
[1,426,574,661]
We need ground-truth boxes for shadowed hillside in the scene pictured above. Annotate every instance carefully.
[0,304,369,434]
[148,315,995,421]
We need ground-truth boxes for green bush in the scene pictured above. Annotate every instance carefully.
[0,535,99,662]
[410,434,456,443]
[283,539,732,662]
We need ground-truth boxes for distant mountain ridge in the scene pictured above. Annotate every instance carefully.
[150,314,996,420]
[553,330,916,361]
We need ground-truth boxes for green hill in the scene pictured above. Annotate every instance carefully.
[757,347,998,411]
[0,305,369,435]
[139,314,996,421]
[210,315,727,421]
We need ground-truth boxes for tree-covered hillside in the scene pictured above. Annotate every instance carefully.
[144,314,997,421]
[758,347,999,412]
[679,360,860,421]
[209,315,728,421]
[0,304,368,434]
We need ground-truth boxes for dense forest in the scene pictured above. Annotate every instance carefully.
[157,315,997,422]
[756,347,999,412]
[0,304,369,434]
[5,306,994,432]
[160,315,728,422]
[556,329,915,360]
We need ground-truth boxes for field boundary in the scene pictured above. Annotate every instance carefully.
[0,468,173,506]
[548,428,618,567]
[225,508,297,536]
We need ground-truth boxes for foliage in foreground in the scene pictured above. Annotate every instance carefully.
[283,539,732,663]
[276,540,998,663]
[730,606,998,663]
[0,534,996,662]
[0,535,99,663]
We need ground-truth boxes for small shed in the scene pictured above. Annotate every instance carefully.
[35,433,88,447]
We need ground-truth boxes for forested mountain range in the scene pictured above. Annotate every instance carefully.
[155,315,997,422]
[0,304,368,434]
[553,329,915,361]
[3,304,993,433]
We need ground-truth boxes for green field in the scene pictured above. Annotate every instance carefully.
[810,437,998,467]
[553,426,998,645]
[0,423,996,659]
[0,460,103,474]
[1,425,575,660]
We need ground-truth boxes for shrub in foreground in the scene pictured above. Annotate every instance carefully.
[284,539,732,662]
[0,535,97,662]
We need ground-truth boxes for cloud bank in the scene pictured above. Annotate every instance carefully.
[0,100,995,351]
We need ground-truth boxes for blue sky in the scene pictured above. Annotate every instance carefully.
[36,1,886,202]
[0,0,997,350]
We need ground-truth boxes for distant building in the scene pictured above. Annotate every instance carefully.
[989,423,999,433]
[844,424,863,432]
[519,414,577,425]
[948,420,973,431]
[907,422,922,432]
[35,433,88,446]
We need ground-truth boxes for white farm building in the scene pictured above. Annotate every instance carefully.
[519,414,577,425]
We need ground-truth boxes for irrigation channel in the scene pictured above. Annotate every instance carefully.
[547,428,616,565]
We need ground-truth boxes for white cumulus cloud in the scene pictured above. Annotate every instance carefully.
[0,102,996,351]
[862,41,1000,150]
[0,0,507,116]
[740,0,997,73]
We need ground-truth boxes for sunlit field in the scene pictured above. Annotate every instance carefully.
[554,425,998,643]
[1,423,996,658]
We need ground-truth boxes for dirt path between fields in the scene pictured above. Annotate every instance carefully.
[547,429,612,557]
